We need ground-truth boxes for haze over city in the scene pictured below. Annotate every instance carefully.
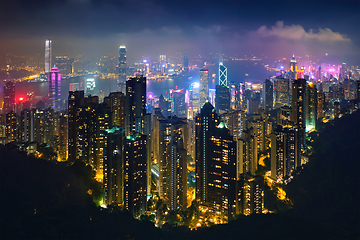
[0,1,359,239]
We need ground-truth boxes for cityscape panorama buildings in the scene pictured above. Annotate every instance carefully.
[0,1,359,233]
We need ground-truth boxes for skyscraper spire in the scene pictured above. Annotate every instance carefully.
[219,56,227,86]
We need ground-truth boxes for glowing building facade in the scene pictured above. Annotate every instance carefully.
[199,69,209,107]
[48,67,61,111]
[45,39,52,74]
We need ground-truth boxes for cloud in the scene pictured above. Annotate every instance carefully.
[257,21,351,42]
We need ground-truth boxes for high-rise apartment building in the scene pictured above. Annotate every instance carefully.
[271,125,300,181]
[195,103,237,220]
[291,79,306,151]
[104,92,125,128]
[124,133,148,218]
[103,126,125,206]
[237,128,258,176]
[118,46,126,93]
[157,116,187,210]
[48,67,61,111]
[262,79,273,112]
[199,69,209,107]
[125,76,147,136]
[274,78,289,109]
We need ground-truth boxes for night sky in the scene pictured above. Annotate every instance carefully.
[0,0,359,60]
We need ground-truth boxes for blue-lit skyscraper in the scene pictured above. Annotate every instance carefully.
[219,57,227,86]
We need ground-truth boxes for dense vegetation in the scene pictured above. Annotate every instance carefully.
[1,110,359,239]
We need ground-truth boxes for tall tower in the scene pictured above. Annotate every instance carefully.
[48,67,61,111]
[118,46,126,93]
[125,76,146,136]
[219,57,227,86]
[199,69,209,107]
[45,39,52,74]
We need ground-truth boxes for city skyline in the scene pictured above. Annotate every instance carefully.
[0,1,359,61]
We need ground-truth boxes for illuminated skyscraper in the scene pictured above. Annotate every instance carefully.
[195,104,236,220]
[274,78,289,109]
[124,133,148,218]
[125,76,146,136]
[305,82,317,132]
[219,58,227,86]
[229,82,240,110]
[237,128,258,176]
[237,174,264,215]
[271,125,300,182]
[262,79,273,112]
[215,85,230,114]
[289,56,297,80]
[118,46,126,93]
[3,81,15,114]
[195,102,219,203]
[103,126,125,206]
[48,67,61,111]
[104,92,126,128]
[157,116,187,210]
[199,69,209,107]
[45,39,52,74]
[85,78,95,96]
[291,79,306,151]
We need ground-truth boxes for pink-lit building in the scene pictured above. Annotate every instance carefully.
[48,67,61,111]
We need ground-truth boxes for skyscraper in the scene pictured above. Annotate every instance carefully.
[289,56,297,80]
[305,82,317,132]
[157,116,188,210]
[103,126,125,206]
[45,39,52,74]
[125,76,146,136]
[219,58,227,86]
[104,92,126,128]
[118,46,126,93]
[183,55,189,73]
[291,79,306,151]
[215,85,230,114]
[262,79,273,112]
[3,81,15,114]
[48,67,61,111]
[199,69,209,107]
[124,133,148,218]
[274,78,289,109]
[195,103,237,220]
